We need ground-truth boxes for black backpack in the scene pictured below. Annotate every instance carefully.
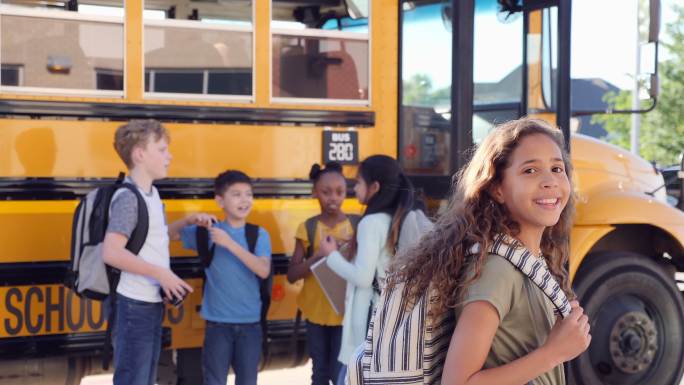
[195,224,273,364]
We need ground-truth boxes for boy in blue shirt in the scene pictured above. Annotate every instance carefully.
[168,170,271,385]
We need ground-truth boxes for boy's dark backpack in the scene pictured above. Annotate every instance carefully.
[195,223,272,365]
[65,172,149,370]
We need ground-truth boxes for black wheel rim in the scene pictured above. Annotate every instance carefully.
[583,293,665,385]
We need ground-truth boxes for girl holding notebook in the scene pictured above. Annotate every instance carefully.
[287,162,359,385]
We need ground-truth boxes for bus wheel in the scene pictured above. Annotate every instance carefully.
[568,252,684,385]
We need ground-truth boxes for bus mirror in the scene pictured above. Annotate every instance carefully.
[639,40,659,100]
[571,0,660,117]
[650,73,659,99]
[649,0,661,43]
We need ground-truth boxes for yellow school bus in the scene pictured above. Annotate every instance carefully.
[0,1,681,385]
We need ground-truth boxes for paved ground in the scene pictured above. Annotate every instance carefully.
[81,362,684,385]
[80,361,313,385]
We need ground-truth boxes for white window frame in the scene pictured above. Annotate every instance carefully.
[269,3,372,107]
[142,8,255,103]
[0,4,126,98]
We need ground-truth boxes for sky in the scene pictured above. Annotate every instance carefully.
[402,0,679,92]
[572,0,678,90]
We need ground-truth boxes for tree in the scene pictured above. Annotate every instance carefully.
[592,4,684,166]
[402,74,450,108]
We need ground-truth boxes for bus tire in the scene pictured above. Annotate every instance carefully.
[568,252,684,385]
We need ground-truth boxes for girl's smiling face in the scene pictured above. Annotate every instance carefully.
[491,133,571,235]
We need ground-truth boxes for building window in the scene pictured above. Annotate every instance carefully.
[0,2,124,96]
[144,0,253,100]
[271,1,370,104]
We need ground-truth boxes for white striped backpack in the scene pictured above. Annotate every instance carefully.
[347,234,572,385]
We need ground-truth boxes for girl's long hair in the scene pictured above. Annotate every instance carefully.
[387,118,576,315]
[357,155,416,254]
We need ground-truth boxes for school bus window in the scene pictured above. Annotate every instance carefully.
[271,0,369,104]
[541,7,558,111]
[321,17,369,33]
[471,0,523,143]
[472,108,520,144]
[525,7,558,113]
[399,1,451,176]
[473,0,523,105]
[143,0,253,100]
[0,1,124,96]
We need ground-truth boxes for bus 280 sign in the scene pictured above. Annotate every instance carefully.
[323,131,358,165]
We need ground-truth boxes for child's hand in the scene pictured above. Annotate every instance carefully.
[188,213,217,228]
[319,235,338,257]
[157,268,193,301]
[542,300,591,364]
[209,226,234,249]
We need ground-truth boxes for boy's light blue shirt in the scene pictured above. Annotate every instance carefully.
[180,222,271,324]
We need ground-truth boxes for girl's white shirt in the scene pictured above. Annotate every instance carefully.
[327,212,392,365]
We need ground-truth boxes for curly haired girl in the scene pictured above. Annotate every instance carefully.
[387,118,590,385]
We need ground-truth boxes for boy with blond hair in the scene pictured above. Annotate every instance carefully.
[103,119,195,385]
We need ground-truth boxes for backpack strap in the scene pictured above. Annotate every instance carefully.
[304,215,321,259]
[196,223,257,270]
[305,214,360,259]
[120,183,149,255]
[195,226,215,269]
[348,214,362,232]
[115,171,125,184]
[245,223,259,254]
[486,234,572,318]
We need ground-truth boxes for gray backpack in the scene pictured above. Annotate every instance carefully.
[65,173,148,300]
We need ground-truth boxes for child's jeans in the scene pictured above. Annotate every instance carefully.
[306,321,343,385]
[113,294,164,385]
[203,321,262,385]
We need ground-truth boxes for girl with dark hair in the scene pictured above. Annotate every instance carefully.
[319,154,422,383]
[287,162,359,385]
